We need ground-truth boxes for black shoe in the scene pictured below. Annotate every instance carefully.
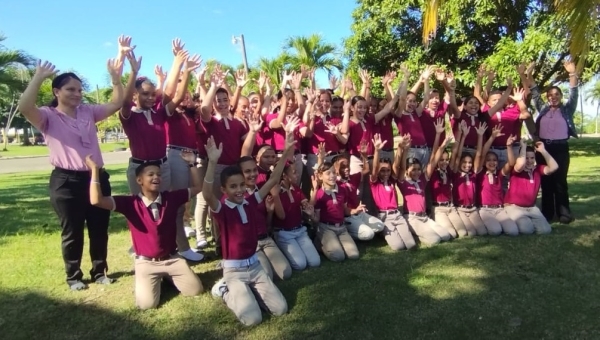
[559,215,573,224]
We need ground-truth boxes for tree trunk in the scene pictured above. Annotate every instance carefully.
[2,127,8,151]
[22,126,31,146]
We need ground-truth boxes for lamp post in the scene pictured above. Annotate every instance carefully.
[232,34,249,75]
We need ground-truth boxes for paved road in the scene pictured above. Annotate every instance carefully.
[0,151,131,174]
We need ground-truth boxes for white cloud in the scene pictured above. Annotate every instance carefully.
[103,41,113,47]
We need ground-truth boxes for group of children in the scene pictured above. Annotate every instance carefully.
[23,35,572,326]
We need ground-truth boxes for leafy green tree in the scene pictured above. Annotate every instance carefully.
[344,0,600,95]
[585,80,600,134]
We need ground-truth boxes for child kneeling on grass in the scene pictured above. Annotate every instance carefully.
[86,152,204,310]
[204,136,293,326]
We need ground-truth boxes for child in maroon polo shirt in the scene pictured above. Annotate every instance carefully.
[202,136,294,326]
[86,152,204,310]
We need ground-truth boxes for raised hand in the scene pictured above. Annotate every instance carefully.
[329,75,340,90]
[317,142,327,159]
[248,114,263,132]
[477,64,486,78]
[35,60,59,79]
[302,203,315,216]
[324,123,340,135]
[185,54,202,72]
[516,62,526,75]
[526,61,536,77]
[311,174,321,190]
[442,133,455,147]
[155,65,167,82]
[343,77,355,90]
[563,59,576,74]
[85,155,98,170]
[372,133,387,150]
[235,69,249,87]
[117,35,135,58]
[171,38,185,56]
[460,120,470,136]
[126,51,142,74]
[534,141,546,153]
[434,118,445,134]
[399,63,410,78]
[282,116,300,134]
[435,68,446,81]
[282,70,293,85]
[359,139,369,155]
[291,71,303,90]
[265,195,275,212]
[398,133,412,150]
[258,71,268,90]
[106,58,124,81]
[305,88,317,103]
[180,149,196,164]
[491,124,504,138]
[205,136,223,162]
[510,87,525,102]
[359,69,372,85]
[506,134,517,146]
[421,65,436,80]
[475,122,488,135]
[175,49,190,65]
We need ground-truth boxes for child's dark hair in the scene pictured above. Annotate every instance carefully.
[488,90,503,97]
[134,76,154,89]
[135,162,161,177]
[526,146,535,153]
[460,152,474,161]
[316,161,335,174]
[237,156,255,167]
[220,165,243,187]
[546,86,563,96]
[331,96,344,104]
[350,95,366,106]
[406,157,422,168]
[49,73,82,107]
[216,88,229,97]
[485,151,499,160]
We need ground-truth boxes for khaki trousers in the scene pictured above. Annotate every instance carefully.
[256,237,292,280]
[432,206,465,238]
[223,262,288,326]
[134,255,203,310]
[315,223,359,262]
[377,211,416,251]
[405,214,452,246]
[479,207,519,236]
[456,206,487,236]
[504,205,552,235]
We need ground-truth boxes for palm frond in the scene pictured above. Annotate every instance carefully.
[554,0,600,67]
[422,0,443,46]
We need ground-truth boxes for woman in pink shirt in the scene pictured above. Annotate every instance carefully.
[476,126,519,236]
[504,141,558,234]
[394,133,452,246]
[449,121,488,236]
[18,55,125,290]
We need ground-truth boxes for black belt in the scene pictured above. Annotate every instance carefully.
[54,167,104,177]
[456,204,475,209]
[540,138,568,145]
[327,151,341,157]
[321,222,343,227]
[135,252,177,262]
[382,209,400,214]
[257,233,269,240]
[463,145,476,150]
[167,144,198,153]
[407,211,427,217]
[481,204,502,209]
[411,145,428,149]
[131,156,168,165]
[277,225,304,232]
[433,201,452,207]
[366,155,374,160]
[381,148,394,152]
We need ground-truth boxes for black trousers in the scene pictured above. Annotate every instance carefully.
[49,168,111,283]
[536,143,571,220]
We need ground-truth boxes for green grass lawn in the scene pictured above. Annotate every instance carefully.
[0,142,128,158]
[1,139,600,340]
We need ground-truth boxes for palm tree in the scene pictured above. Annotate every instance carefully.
[254,54,293,90]
[421,0,600,64]
[0,34,33,95]
[585,80,600,135]
[284,34,343,76]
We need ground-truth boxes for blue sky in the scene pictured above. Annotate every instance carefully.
[0,0,355,88]
[1,0,598,116]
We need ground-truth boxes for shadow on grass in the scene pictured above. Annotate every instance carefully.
[0,168,129,237]
[569,137,600,157]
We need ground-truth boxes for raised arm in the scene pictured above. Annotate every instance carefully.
[502,134,518,175]
[510,87,531,120]
[241,115,262,157]
[154,65,167,97]
[194,66,208,100]
[450,121,468,172]
[86,155,116,211]
[535,142,559,175]
[487,78,513,116]
[200,66,225,120]
[230,69,249,114]
[513,140,528,173]
[258,142,296,200]
[474,65,486,105]
[359,69,372,103]
[163,52,195,113]
[202,136,223,211]
[473,122,488,173]
[370,134,386,182]
[18,60,58,130]
[426,118,447,178]
[396,135,411,182]
[164,39,187,98]
[563,60,580,116]
[484,69,496,102]
[119,53,142,120]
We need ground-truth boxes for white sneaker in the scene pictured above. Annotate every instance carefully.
[179,249,204,262]
[196,239,209,249]
[184,226,196,238]
[211,278,227,298]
